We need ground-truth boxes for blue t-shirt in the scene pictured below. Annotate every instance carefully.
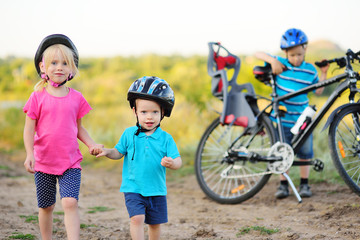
[115,126,180,197]
[269,56,319,127]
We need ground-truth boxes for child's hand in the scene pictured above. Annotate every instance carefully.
[270,58,285,75]
[89,144,104,156]
[95,149,107,158]
[24,155,35,174]
[161,156,182,170]
[161,156,174,168]
[319,60,330,74]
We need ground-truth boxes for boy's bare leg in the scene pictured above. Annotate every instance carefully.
[39,204,55,240]
[149,224,161,240]
[130,215,145,240]
[300,158,310,178]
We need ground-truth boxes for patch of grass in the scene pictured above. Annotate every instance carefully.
[54,211,64,215]
[0,165,11,170]
[237,226,280,237]
[20,215,60,223]
[19,215,38,223]
[80,223,97,228]
[9,233,35,239]
[86,206,115,213]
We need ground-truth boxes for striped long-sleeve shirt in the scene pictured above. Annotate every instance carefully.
[269,55,319,128]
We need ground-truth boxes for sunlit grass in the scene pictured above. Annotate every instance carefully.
[9,233,35,240]
[86,206,115,214]
[19,215,38,223]
[237,225,280,236]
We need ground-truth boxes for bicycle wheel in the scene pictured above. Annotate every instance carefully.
[195,113,277,204]
[328,105,360,196]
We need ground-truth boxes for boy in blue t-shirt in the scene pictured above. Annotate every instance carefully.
[93,76,182,239]
[255,28,329,199]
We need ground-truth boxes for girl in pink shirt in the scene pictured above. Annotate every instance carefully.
[23,34,102,240]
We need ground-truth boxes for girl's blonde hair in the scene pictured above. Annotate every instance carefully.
[34,44,79,91]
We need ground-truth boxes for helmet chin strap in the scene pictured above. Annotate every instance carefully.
[42,73,72,88]
[134,121,160,136]
[49,78,68,87]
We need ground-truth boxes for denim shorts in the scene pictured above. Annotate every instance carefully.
[34,168,81,208]
[283,126,314,159]
[124,192,168,225]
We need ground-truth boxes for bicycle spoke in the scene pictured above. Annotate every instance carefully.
[195,116,276,203]
[330,106,360,196]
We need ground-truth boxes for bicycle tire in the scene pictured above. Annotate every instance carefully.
[195,113,277,204]
[328,105,360,196]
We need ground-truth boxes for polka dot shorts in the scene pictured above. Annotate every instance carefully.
[34,168,81,208]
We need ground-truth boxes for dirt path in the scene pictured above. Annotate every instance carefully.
[1,153,359,239]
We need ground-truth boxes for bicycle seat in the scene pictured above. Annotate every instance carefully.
[253,65,272,86]
[207,42,257,127]
[208,42,255,99]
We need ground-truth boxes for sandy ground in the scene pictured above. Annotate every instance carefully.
[1,152,360,240]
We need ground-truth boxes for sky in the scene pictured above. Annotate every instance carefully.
[1,0,359,58]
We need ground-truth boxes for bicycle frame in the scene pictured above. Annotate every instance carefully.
[269,72,349,152]
[259,66,359,154]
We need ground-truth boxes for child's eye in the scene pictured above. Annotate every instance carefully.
[63,62,67,66]
[51,61,56,65]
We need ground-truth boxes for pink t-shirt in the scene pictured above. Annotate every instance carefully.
[23,88,92,175]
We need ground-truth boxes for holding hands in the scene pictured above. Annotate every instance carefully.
[91,146,182,170]
[91,146,124,160]
[89,144,104,156]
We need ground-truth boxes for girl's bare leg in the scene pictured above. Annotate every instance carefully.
[62,197,80,240]
[39,204,55,240]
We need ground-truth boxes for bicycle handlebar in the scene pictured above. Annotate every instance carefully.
[315,49,360,68]
[315,58,346,68]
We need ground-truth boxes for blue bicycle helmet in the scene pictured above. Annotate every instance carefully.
[127,76,175,117]
[280,28,308,50]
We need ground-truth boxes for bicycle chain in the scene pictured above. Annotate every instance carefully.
[221,170,272,179]
[232,147,271,152]
[221,143,293,178]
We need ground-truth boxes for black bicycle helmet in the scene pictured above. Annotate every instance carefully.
[127,76,175,117]
[280,28,308,50]
[34,34,79,78]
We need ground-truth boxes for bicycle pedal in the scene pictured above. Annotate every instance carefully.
[313,158,324,172]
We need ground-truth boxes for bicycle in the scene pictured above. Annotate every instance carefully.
[195,42,360,204]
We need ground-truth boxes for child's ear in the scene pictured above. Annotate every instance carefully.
[132,107,136,116]
[39,61,45,72]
